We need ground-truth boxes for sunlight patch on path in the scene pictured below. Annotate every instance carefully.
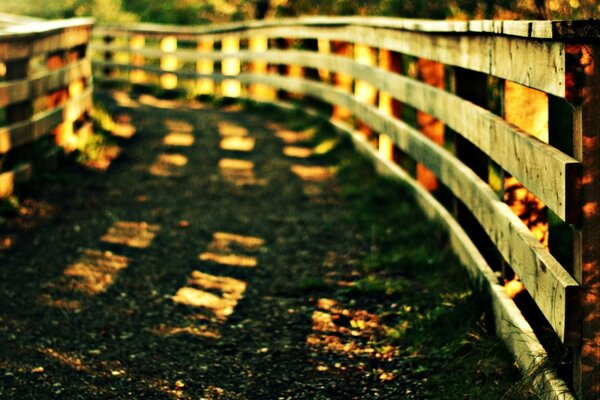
[40,250,129,309]
[307,298,398,377]
[276,130,313,144]
[101,221,160,249]
[164,119,193,133]
[172,271,247,320]
[154,232,263,339]
[163,132,195,147]
[291,165,334,182]
[219,158,266,187]
[149,153,188,177]
[218,121,248,137]
[220,136,255,152]
[283,146,313,158]
[199,231,264,268]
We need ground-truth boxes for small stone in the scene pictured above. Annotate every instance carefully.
[31,367,44,373]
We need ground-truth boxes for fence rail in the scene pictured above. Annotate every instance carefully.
[58,16,600,400]
[0,17,94,197]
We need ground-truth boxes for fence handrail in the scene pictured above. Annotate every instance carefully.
[95,16,600,40]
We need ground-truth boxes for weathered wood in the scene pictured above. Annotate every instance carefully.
[0,88,92,154]
[0,59,91,108]
[570,43,600,400]
[92,26,568,98]
[94,17,600,40]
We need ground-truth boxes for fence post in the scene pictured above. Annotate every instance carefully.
[222,35,241,98]
[569,42,600,400]
[130,34,145,84]
[378,49,402,161]
[415,59,444,192]
[354,44,377,142]
[249,35,275,101]
[196,38,214,96]
[331,40,352,121]
[160,35,178,90]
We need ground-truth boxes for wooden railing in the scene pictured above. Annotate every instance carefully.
[0,17,94,197]
[90,17,596,399]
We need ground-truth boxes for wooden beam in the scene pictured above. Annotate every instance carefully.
[570,43,600,400]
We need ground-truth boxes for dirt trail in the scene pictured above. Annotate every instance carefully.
[0,94,416,399]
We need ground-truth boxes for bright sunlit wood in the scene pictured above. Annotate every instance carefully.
[130,34,146,83]
[222,35,241,97]
[160,36,178,89]
[196,39,215,94]
[249,35,276,100]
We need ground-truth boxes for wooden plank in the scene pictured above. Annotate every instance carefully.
[0,87,92,153]
[570,43,600,400]
[0,58,91,108]
[327,116,575,400]
[0,18,94,39]
[0,39,31,60]
[31,26,91,55]
[94,17,599,40]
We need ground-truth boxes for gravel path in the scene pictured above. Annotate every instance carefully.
[0,93,419,399]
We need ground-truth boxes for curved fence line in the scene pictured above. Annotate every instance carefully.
[89,16,597,400]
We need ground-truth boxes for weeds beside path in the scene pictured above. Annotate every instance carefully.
[0,92,529,399]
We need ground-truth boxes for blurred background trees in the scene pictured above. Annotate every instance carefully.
[0,0,597,24]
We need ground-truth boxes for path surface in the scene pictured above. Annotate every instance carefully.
[0,94,419,399]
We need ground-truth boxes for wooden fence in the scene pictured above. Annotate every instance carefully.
[94,17,596,399]
[0,17,94,197]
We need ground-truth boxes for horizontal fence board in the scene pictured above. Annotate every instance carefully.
[31,26,91,55]
[94,17,600,40]
[0,39,30,60]
[0,58,91,108]
[0,87,92,154]
[239,26,568,97]
[93,24,567,97]
[0,22,92,60]
[91,49,579,222]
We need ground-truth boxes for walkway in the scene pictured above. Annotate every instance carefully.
[0,91,520,399]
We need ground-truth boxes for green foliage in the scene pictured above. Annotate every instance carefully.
[1,0,597,25]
